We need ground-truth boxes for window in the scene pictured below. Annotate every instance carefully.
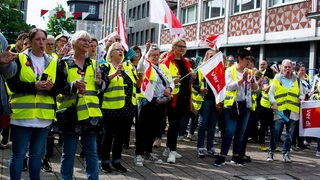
[232,0,260,14]
[138,5,141,19]
[142,3,146,18]
[140,31,144,45]
[136,32,139,45]
[133,7,136,19]
[269,0,299,7]
[70,4,75,13]
[129,9,132,18]
[151,28,155,42]
[89,5,96,14]
[203,0,225,20]
[147,1,150,18]
[181,5,197,24]
[145,30,148,43]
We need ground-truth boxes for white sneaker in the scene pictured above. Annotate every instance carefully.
[167,151,176,163]
[134,155,144,167]
[153,138,161,148]
[316,151,320,157]
[163,148,182,158]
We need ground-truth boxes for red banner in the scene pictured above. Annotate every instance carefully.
[300,101,320,138]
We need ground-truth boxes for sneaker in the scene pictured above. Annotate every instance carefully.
[213,156,225,167]
[197,148,205,158]
[163,148,182,158]
[230,156,246,166]
[134,155,144,166]
[101,163,112,173]
[145,153,162,164]
[267,152,274,162]
[282,152,292,163]
[207,148,219,158]
[187,133,196,141]
[162,148,170,157]
[316,151,320,157]
[304,140,310,146]
[259,145,268,151]
[41,158,52,172]
[177,136,184,141]
[213,140,218,145]
[112,162,127,172]
[153,138,161,148]
[167,151,176,163]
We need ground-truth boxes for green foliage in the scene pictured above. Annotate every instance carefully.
[0,0,31,43]
[46,4,76,37]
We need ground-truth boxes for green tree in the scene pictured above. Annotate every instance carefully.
[0,0,31,43]
[46,4,75,37]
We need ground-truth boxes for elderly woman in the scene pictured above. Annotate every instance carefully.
[214,48,258,167]
[100,42,138,173]
[55,30,103,179]
[161,38,192,163]
[45,35,58,60]
[134,45,174,166]
[6,28,57,179]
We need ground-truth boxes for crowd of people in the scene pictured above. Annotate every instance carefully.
[1,28,320,180]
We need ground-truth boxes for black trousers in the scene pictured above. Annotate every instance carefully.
[101,115,132,162]
[135,98,167,155]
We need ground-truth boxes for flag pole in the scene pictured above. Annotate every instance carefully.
[148,20,151,40]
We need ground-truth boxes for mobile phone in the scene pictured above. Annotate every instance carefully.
[41,73,48,81]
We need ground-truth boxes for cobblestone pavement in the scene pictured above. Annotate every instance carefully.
[1,130,320,180]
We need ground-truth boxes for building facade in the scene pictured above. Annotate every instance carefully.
[154,0,320,76]
[67,0,103,40]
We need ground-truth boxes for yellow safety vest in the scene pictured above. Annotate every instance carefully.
[251,92,257,111]
[166,60,181,95]
[56,59,102,121]
[224,66,238,107]
[191,70,205,110]
[10,53,57,120]
[101,62,137,109]
[260,78,273,108]
[273,78,300,113]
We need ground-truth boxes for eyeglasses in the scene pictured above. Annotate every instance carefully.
[113,48,124,52]
[115,38,121,42]
[78,38,90,43]
[46,43,54,46]
[59,39,67,43]
[175,45,187,49]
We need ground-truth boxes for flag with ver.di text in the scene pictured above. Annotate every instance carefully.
[198,52,226,104]
[300,101,320,138]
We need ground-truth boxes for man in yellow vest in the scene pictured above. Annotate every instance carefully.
[267,59,304,163]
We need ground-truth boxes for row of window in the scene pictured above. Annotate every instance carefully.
[128,2,150,21]
[127,28,155,46]
[183,0,302,24]
[70,4,96,14]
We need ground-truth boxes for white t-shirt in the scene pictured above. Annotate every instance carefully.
[10,52,52,128]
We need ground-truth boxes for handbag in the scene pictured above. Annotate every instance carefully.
[56,95,79,132]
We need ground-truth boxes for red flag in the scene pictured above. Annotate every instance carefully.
[73,12,81,20]
[57,11,65,19]
[41,10,48,17]
[199,34,226,50]
[149,0,185,37]
[198,52,226,104]
[117,11,129,51]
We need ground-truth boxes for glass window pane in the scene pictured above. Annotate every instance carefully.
[233,0,240,13]
[187,6,195,23]
[242,0,254,11]
[204,2,210,19]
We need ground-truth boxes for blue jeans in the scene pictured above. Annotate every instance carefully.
[317,138,320,151]
[60,132,99,180]
[9,125,50,180]
[268,117,297,153]
[220,107,250,156]
[197,100,218,150]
